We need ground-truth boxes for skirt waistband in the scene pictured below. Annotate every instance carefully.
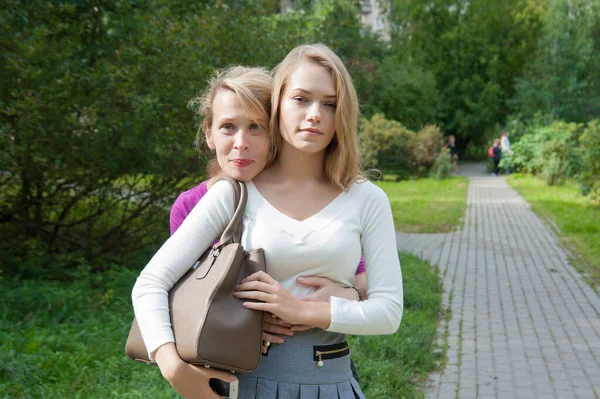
[249,331,352,385]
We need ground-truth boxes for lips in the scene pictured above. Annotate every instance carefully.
[301,128,323,135]
[231,159,253,167]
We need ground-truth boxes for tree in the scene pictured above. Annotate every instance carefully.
[372,56,437,131]
[510,0,600,122]
[1,0,390,278]
[0,0,284,277]
[387,0,546,146]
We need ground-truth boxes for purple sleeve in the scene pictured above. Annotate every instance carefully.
[169,181,209,235]
[169,194,188,235]
[355,256,366,275]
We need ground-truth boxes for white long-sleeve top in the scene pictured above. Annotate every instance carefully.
[132,179,403,357]
[501,136,512,154]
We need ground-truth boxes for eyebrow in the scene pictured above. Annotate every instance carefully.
[291,88,336,99]
[215,116,267,125]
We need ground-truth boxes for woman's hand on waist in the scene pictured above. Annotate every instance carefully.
[234,271,331,329]
[295,276,362,302]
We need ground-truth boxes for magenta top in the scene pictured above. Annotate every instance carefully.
[170,180,366,275]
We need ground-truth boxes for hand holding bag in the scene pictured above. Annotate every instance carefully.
[125,178,265,373]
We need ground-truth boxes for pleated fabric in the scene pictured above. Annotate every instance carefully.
[235,330,365,399]
[238,376,365,399]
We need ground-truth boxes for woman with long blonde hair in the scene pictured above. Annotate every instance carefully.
[133,44,403,398]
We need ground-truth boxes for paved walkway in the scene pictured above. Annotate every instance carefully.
[396,163,600,399]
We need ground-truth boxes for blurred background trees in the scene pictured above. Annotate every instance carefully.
[2,0,598,277]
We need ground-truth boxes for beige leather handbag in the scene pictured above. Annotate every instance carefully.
[125,178,265,373]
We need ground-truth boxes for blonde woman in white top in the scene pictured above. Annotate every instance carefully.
[132,44,403,399]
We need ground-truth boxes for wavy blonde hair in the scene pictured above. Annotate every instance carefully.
[271,44,362,190]
[188,66,274,176]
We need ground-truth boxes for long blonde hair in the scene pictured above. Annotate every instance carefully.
[188,66,274,176]
[271,44,362,190]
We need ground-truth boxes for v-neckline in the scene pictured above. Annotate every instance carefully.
[246,180,346,225]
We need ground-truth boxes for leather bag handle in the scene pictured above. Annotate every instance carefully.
[213,177,247,248]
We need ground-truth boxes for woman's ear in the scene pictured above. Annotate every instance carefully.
[205,128,216,150]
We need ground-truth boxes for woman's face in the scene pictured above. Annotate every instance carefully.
[278,61,337,154]
[206,89,270,181]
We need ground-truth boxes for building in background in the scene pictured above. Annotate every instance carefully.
[358,0,390,41]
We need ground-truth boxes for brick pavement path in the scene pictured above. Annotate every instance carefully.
[396,163,600,399]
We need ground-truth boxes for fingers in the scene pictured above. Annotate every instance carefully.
[263,321,294,337]
[240,271,276,285]
[234,290,273,302]
[290,324,313,332]
[264,313,292,328]
[296,276,329,288]
[241,301,273,312]
[236,280,274,293]
[262,331,285,345]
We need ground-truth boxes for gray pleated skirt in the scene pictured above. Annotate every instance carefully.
[237,330,365,399]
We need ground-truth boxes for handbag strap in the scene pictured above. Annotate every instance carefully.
[212,177,247,248]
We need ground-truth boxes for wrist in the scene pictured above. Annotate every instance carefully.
[350,286,364,301]
[300,301,331,330]
[154,343,182,378]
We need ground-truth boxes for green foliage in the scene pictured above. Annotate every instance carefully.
[412,124,446,173]
[1,252,443,398]
[4,0,597,278]
[506,120,584,186]
[372,57,438,131]
[360,114,446,179]
[578,120,600,204]
[504,117,600,203]
[348,252,443,399]
[0,266,172,397]
[510,0,600,123]
[0,0,387,277]
[359,113,415,177]
[431,148,453,180]
[389,0,546,145]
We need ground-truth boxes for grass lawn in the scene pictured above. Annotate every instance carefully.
[0,252,442,398]
[507,174,600,290]
[376,177,469,233]
[349,252,443,399]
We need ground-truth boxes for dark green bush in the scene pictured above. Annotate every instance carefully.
[0,0,389,278]
[372,57,438,131]
[578,120,600,204]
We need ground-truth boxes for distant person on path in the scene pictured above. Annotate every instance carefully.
[492,138,502,176]
[500,130,513,175]
[445,135,459,174]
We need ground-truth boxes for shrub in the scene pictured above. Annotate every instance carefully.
[359,114,416,177]
[578,120,600,204]
[505,120,583,185]
[412,125,445,174]
[430,148,453,180]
